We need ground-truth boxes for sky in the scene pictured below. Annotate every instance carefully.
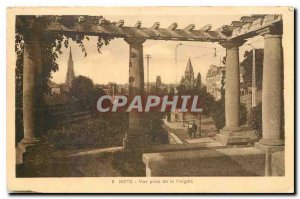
[52,14,264,85]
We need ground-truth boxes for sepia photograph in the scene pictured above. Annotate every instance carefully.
[6,6,294,193]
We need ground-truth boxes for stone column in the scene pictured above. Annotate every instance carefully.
[123,37,150,150]
[22,37,42,144]
[216,40,250,145]
[255,26,284,152]
[17,28,45,166]
[224,46,240,130]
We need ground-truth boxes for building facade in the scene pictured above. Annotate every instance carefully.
[206,64,244,100]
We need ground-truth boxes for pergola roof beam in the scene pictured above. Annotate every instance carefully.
[184,24,195,31]
[168,23,178,31]
[135,21,142,29]
[36,14,282,42]
[199,24,212,32]
[45,22,227,42]
[151,22,160,30]
[214,14,282,39]
[116,20,124,27]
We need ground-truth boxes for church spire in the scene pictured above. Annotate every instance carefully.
[184,58,194,83]
[185,57,193,73]
[68,46,73,61]
[65,47,75,86]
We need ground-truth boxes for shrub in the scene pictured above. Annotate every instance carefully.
[46,114,126,150]
[211,98,247,130]
[143,112,169,144]
[240,102,248,125]
[248,102,262,137]
[211,99,225,130]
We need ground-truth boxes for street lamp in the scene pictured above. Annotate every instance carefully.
[174,43,183,85]
[247,44,256,107]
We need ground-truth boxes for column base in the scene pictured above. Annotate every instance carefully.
[255,140,284,153]
[16,137,54,177]
[123,132,152,151]
[215,127,250,145]
[16,137,53,165]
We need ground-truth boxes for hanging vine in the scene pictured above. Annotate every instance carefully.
[16,15,113,94]
[15,15,114,142]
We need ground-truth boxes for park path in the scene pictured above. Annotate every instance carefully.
[164,116,259,147]
[164,116,220,145]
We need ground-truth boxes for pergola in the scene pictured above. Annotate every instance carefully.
[17,14,284,164]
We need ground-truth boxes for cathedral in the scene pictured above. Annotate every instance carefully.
[179,58,201,91]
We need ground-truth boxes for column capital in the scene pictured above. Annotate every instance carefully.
[124,37,146,46]
[219,39,246,49]
[257,24,283,36]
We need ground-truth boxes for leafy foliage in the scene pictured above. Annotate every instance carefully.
[143,112,169,144]
[146,84,170,144]
[211,98,248,130]
[195,72,201,91]
[69,76,96,110]
[248,102,262,137]
[47,114,127,150]
[211,98,225,130]
[198,87,215,116]
[240,49,264,90]
[220,70,225,99]
[15,15,114,143]
[176,84,215,116]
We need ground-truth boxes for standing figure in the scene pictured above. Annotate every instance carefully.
[187,121,193,139]
[192,121,198,138]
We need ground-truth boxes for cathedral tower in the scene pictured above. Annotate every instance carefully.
[65,47,75,86]
[184,58,194,83]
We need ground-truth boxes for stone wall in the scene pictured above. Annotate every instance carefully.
[143,147,266,176]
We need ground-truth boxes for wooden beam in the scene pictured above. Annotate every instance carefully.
[252,14,267,18]
[240,16,263,23]
[230,14,282,39]
[116,20,124,27]
[168,23,178,31]
[184,24,195,31]
[231,21,248,28]
[35,14,281,42]
[45,22,227,42]
[135,21,142,28]
[151,22,160,30]
[262,14,281,26]
[199,24,212,32]
[214,25,234,37]
[99,18,106,26]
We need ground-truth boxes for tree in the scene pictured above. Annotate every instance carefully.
[195,72,201,92]
[240,49,264,90]
[196,86,215,116]
[69,75,96,110]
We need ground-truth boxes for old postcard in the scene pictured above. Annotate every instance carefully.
[7,6,294,193]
